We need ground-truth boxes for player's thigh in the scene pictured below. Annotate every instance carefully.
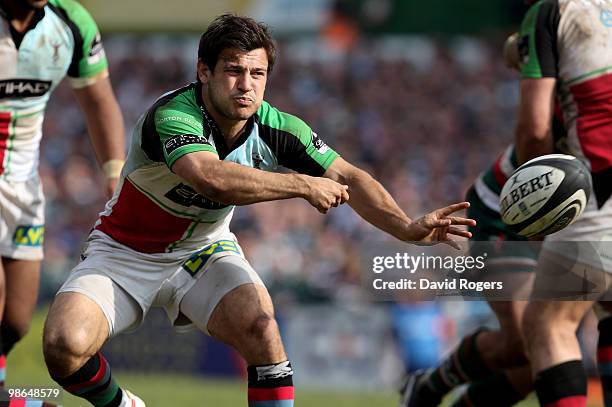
[45,270,142,356]
[1,257,40,332]
[180,255,272,341]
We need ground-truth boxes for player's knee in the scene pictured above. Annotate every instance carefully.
[247,314,281,350]
[43,323,94,373]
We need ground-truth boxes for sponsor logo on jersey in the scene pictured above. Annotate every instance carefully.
[164,134,209,155]
[311,131,329,154]
[182,240,240,276]
[12,225,45,247]
[0,79,52,99]
[164,183,229,210]
[499,171,555,214]
[87,32,106,65]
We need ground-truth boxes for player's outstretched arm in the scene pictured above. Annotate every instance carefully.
[324,157,475,246]
[172,151,349,212]
[73,75,126,196]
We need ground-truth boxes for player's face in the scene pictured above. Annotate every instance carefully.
[200,48,268,122]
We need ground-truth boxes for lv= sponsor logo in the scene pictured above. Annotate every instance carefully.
[182,240,239,276]
[13,225,45,246]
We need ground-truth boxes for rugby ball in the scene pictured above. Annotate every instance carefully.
[499,154,592,237]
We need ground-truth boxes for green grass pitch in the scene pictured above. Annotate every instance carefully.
[4,309,565,407]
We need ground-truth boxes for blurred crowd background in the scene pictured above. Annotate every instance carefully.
[36,0,599,389]
[39,34,519,299]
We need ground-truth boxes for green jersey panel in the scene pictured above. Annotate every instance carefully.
[257,101,339,176]
[519,0,560,79]
[48,0,108,79]
[141,84,216,168]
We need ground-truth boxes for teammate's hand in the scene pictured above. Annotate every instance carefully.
[304,176,349,214]
[406,202,476,249]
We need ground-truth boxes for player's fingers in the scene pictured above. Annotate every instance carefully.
[447,227,472,238]
[447,216,477,227]
[423,218,451,229]
[437,202,470,217]
[340,188,350,203]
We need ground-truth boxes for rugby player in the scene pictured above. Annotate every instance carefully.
[514,1,612,406]
[399,34,534,406]
[399,32,569,407]
[0,0,124,398]
[41,14,476,407]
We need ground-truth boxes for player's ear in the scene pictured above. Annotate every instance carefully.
[197,59,212,84]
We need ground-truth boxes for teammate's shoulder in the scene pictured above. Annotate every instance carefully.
[48,0,97,26]
[256,100,310,136]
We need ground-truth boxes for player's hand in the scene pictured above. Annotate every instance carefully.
[303,176,349,214]
[406,202,476,249]
[105,177,120,198]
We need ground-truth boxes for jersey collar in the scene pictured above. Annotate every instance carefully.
[0,1,46,49]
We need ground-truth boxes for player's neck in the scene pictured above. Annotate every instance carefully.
[1,0,40,32]
[202,92,247,147]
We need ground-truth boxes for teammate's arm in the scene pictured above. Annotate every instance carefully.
[172,151,349,213]
[72,76,126,196]
[515,0,559,164]
[324,157,474,245]
[515,78,556,164]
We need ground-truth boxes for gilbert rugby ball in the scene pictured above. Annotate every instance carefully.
[499,154,591,237]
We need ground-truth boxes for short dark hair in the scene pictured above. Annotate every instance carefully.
[198,14,276,74]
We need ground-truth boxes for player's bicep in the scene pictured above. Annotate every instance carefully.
[517,78,557,137]
[323,157,358,184]
[172,150,218,182]
[72,75,114,106]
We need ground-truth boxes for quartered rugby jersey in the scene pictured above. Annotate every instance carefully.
[519,0,612,207]
[0,0,107,181]
[95,82,339,254]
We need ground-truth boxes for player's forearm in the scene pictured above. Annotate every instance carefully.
[515,125,553,164]
[193,160,309,205]
[345,170,414,241]
[74,77,126,171]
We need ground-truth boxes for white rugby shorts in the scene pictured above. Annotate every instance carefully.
[533,193,612,300]
[57,230,265,337]
[542,192,612,271]
[0,176,45,260]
